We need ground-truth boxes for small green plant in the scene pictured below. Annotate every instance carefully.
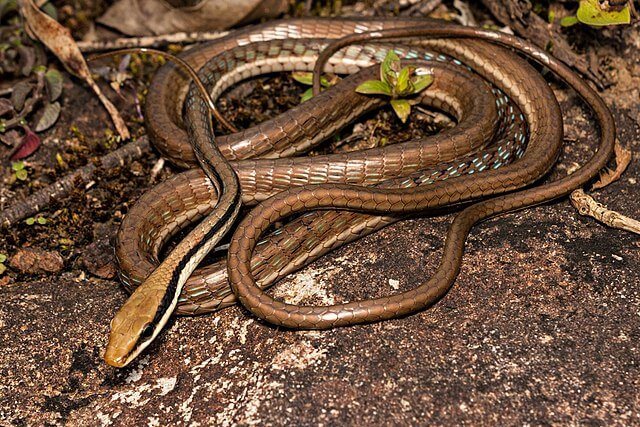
[0,253,6,275]
[291,71,337,102]
[355,50,433,123]
[559,0,631,27]
[11,161,27,181]
[25,216,48,225]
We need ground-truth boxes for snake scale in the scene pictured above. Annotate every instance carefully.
[104,18,615,367]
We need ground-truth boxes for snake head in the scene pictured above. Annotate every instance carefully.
[104,270,174,367]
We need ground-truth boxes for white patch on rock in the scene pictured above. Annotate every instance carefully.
[124,355,150,384]
[273,270,336,306]
[271,340,327,371]
[96,411,112,426]
[157,377,177,395]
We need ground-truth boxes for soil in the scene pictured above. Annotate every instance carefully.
[0,1,639,425]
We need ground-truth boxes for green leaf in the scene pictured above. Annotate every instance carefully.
[577,0,630,26]
[292,72,331,88]
[292,71,313,85]
[45,69,63,101]
[0,263,5,275]
[560,15,580,27]
[396,66,414,95]
[548,10,556,24]
[411,74,434,94]
[381,50,400,85]
[390,99,411,123]
[37,217,48,225]
[15,169,28,180]
[35,101,61,132]
[300,88,314,102]
[11,161,24,171]
[25,217,35,225]
[0,253,6,263]
[355,80,393,96]
[32,64,47,74]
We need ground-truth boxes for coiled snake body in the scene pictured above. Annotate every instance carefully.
[104,18,615,367]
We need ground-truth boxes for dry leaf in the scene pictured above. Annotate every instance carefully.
[19,0,130,140]
[11,80,34,111]
[592,141,632,189]
[0,98,14,116]
[97,0,287,36]
[34,101,60,132]
[0,129,21,147]
[10,129,41,160]
[45,68,63,101]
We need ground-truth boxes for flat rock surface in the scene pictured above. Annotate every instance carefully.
[1,18,640,427]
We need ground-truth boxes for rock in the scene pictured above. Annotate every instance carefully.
[81,222,118,279]
[81,237,117,279]
[10,248,64,274]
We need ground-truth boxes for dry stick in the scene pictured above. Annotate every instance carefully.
[570,189,640,234]
[2,46,226,226]
[0,136,151,227]
[76,31,229,53]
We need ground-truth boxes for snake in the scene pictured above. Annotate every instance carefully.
[103,18,615,367]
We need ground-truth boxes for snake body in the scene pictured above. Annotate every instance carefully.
[105,18,614,366]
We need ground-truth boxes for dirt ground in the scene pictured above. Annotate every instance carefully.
[1,1,639,425]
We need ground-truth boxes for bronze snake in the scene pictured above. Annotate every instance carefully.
[104,18,615,367]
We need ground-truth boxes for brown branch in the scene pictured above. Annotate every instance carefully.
[75,30,230,53]
[0,136,151,227]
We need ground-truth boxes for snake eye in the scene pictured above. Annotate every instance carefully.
[141,324,154,340]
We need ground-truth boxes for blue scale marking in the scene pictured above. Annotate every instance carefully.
[405,50,419,59]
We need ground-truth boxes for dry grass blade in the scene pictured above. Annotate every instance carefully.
[19,0,130,140]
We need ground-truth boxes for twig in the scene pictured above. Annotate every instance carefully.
[0,136,151,227]
[76,30,229,53]
[570,189,640,235]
